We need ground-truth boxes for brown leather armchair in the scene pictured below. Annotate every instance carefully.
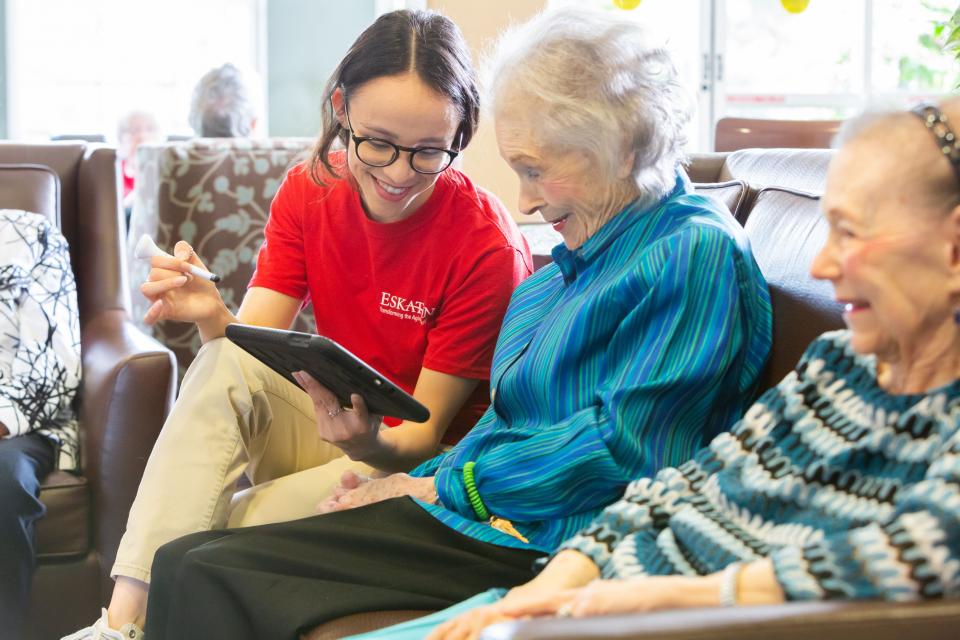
[0,143,177,640]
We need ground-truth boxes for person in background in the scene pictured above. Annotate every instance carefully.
[0,209,81,639]
[417,99,960,640]
[117,110,161,211]
[66,10,531,640]
[188,62,260,138]
[140,8,772,639]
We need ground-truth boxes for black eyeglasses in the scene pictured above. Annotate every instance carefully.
[343,95,461,175]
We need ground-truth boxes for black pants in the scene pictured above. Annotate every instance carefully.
[146,497,544,640]
[0,434,54,639]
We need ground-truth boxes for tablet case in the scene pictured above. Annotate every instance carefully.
[225,324,430,423]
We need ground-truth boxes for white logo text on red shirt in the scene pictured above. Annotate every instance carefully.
[379,291,436,325]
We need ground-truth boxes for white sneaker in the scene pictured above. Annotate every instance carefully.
[61,608,145,640]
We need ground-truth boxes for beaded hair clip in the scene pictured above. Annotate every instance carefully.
[910,103,960,185]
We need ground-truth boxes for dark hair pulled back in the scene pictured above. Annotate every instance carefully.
[309,9,480,185]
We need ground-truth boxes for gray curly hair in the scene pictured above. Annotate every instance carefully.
[188,63,258,138]
[485,7,691,202]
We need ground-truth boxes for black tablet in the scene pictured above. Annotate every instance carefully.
[225,324,430,423]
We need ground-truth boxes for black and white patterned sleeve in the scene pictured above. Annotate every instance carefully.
[0,210,81,460]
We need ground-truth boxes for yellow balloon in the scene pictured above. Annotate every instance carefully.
[780,0,810,13]
[613,0,642,9]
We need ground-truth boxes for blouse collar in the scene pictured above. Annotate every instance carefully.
[551,171,690,284]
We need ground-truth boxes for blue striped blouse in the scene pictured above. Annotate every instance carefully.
[410,173,773,552]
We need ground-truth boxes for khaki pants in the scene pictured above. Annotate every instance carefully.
[111,338,373,584]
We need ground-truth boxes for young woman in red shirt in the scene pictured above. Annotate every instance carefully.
[66,10,531,640]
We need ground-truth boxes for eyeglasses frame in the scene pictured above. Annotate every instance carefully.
[341,92,462,175]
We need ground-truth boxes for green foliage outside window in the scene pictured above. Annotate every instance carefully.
[900,1,960,90]
[936,4,960,86]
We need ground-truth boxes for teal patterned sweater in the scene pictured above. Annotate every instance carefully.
[561,330,960,601]
[411,173,772,552]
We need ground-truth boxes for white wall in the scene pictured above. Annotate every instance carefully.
[267,0,376,136]
[428,0,546,222]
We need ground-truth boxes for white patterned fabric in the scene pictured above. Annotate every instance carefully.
[0,209,81,470]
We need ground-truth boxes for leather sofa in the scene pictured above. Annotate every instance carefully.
[306,148,959,638]
[0,143,177,640]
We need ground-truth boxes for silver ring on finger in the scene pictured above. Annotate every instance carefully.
[556,604,574,618]
[327,405,343,419]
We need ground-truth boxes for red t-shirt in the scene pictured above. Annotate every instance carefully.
[121,158,135,200]
[249,156,532,444]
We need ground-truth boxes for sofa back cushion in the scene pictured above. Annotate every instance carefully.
[742,186,844,394]
[720,148,833,194]
[0,144,123,325]
[0,164,60,226]
[684,152,729,183]
[692,180,751,222]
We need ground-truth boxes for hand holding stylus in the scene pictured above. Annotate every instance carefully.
[138,237,229,328]
[135,234,221,282]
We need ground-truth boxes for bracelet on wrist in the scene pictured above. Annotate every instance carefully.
[462,461,489,520]
[718,562,744,608]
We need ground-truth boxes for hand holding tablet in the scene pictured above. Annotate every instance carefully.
[225,324,431,423]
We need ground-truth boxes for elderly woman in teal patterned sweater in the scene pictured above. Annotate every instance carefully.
[420,99,960,640]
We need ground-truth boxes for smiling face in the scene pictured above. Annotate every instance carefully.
[811,130,960,371]
[336,72,461,223]
[494,103,634,250]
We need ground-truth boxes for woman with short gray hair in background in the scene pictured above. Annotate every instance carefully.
[188,62,259,137]
[142,8,773,638]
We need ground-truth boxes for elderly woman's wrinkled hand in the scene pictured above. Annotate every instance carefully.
[426,579,594,640]
[426,602,516,640]
[504,579,674,619]
[317,472,437,514]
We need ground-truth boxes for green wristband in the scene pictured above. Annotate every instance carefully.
[463,461,489,521]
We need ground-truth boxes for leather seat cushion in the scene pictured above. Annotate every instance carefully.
[0,163,60,226]
[36,470,91,559]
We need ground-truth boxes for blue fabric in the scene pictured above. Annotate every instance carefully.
[0,433,55,637]
[344,589,507,640]
[410,172,773,552]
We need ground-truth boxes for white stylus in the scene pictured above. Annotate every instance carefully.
[134,234,222,283]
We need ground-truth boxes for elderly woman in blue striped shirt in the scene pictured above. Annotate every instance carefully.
[416,99,960,640]
[142,9,772,638]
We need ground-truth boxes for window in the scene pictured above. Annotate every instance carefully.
[722,0,957,120]
[549,0,959,150]
[6,0,264,141]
